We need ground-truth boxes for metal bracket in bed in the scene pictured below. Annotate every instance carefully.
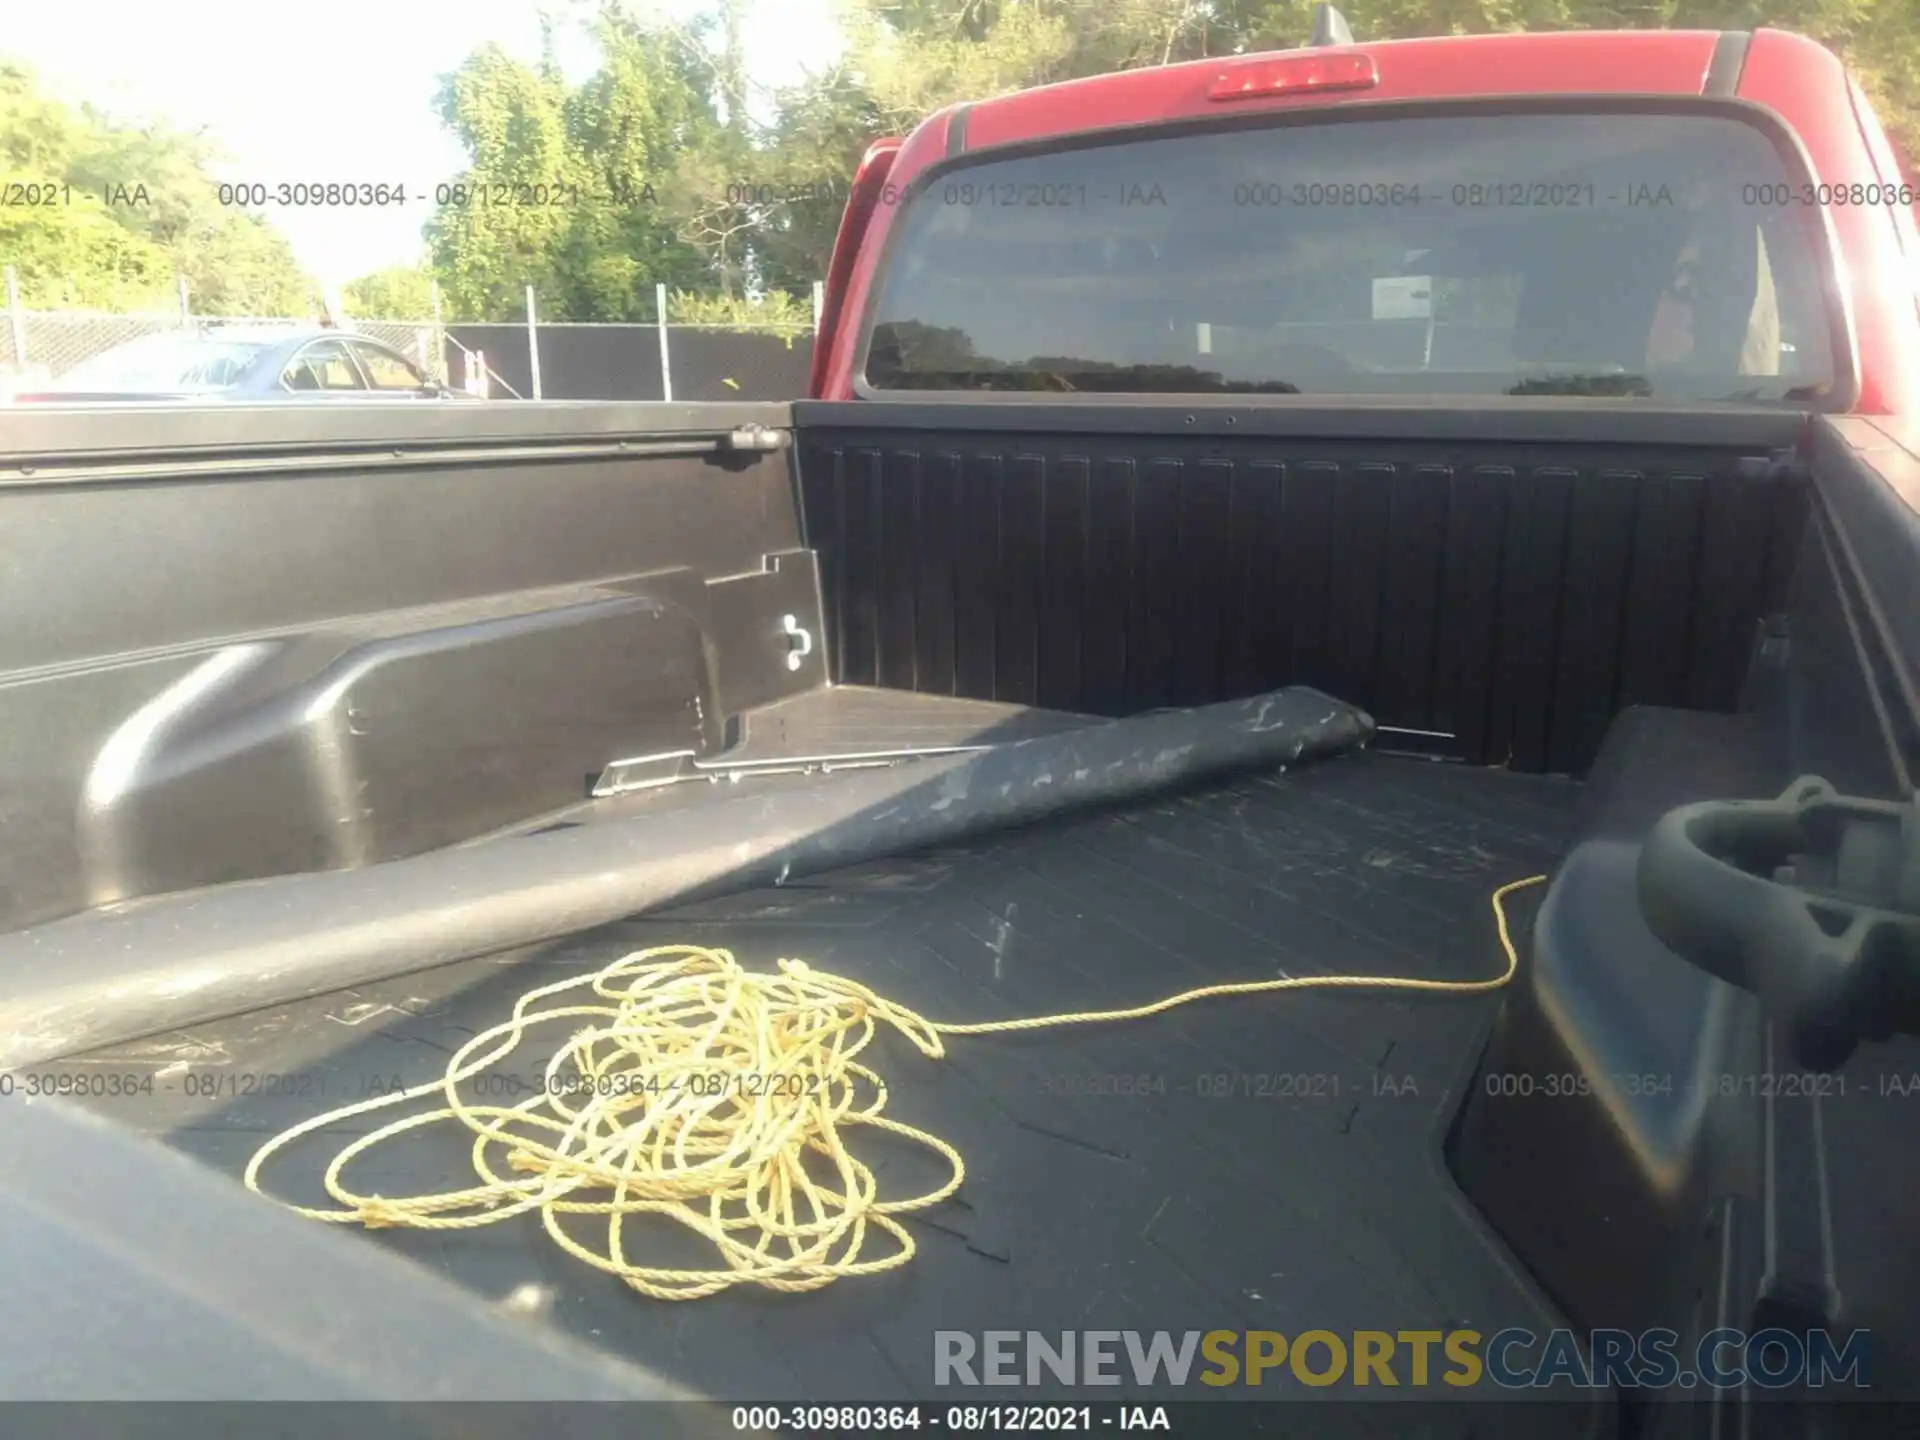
[591,742,995,799]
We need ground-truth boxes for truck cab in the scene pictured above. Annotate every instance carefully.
[814,24,1920,416]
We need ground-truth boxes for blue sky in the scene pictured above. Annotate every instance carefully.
[7,0,844,285]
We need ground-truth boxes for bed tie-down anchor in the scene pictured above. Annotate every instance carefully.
[780,612,813,671]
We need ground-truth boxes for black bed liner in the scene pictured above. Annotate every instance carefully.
[796,410,1811,775]
[54,743,1590,1426]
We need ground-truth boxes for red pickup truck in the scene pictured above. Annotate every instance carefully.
[1,9,1917,1435]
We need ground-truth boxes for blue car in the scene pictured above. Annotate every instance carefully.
[10,326,477,403]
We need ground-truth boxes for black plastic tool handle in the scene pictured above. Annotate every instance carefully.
[1637,778,1920,1070]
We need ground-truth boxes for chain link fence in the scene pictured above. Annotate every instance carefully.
[2,273,821,402]
[0,305,476,393]
[2,310,178,389]
[0,309,443,377]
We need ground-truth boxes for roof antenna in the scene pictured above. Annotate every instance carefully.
[1311,4,1355,46]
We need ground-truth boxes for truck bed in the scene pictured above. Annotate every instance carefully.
[53,736,1588,1424]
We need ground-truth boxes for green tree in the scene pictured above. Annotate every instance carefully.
[563,7,724,310]
[0,201,172,310]
[0,61,312,312]
[425,44,578,319]
[749,69,890,294]
[343,263,440,318]
[426,8,733,319]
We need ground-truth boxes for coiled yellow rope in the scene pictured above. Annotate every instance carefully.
[244,873,1547,1300]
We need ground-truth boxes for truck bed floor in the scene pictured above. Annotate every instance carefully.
[61,751,1591,1426]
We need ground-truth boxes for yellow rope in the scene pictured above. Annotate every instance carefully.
[244,873,1548,1300]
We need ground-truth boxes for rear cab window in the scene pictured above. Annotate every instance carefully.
[860,109,1837,402]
